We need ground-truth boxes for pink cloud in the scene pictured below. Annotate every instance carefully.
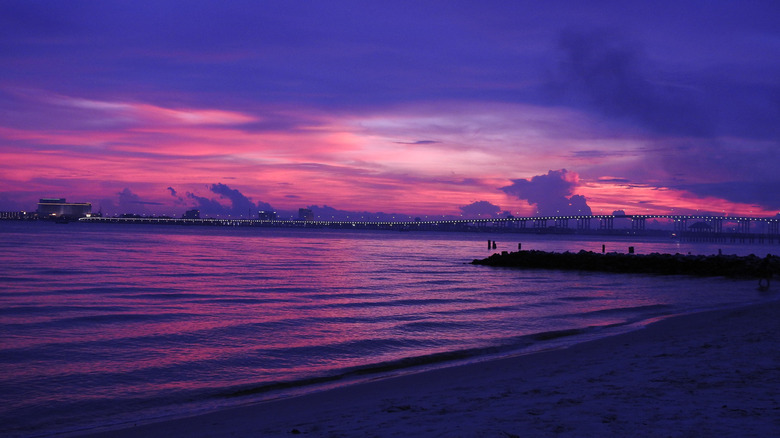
[54,96,258,126]
[579,181,776,217]
[1,92,776,217]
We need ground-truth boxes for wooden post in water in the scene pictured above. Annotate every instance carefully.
[602,244,606,253]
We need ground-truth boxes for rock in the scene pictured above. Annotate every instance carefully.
[472,251,779,279]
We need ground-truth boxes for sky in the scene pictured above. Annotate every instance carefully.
[1,0,779,219]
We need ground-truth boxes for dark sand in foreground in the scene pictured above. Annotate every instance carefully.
[82,299,780,437]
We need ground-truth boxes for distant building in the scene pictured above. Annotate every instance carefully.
[258,210,277,220]
[0,211,34,220]
[37,198,91,219]
[182,209,200,219]
[298,208,314,221]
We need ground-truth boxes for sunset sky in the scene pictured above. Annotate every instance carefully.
[1,1,778,218]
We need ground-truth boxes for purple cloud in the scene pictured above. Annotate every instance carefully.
[116,188,162,214]
[459,201,503,218]
[501,170,592,216]
[185,183,274,218]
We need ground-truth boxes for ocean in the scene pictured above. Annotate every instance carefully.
[0,221,776,437]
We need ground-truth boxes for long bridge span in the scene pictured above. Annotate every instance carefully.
[80,214,780,236]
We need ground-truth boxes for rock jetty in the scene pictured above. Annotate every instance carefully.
[472,250,779,279]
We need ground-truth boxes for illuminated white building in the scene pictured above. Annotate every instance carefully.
[36,198,92,219]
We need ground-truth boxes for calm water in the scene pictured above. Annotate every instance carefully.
[0,221,776,437]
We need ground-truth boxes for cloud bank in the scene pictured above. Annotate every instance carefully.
[183,183,273,218]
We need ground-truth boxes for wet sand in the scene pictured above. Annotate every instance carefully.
[82,298,780,437]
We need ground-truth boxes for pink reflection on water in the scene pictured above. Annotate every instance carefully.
[0,224,764,400]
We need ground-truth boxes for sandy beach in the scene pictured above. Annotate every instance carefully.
[82,298,780,438]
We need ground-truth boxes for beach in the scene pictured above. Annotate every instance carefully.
[81,298,780,438]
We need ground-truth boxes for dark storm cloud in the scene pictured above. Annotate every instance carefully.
[551,27,780,209]
[501,170,592,216]
[552,28,714,137]
[167,186,184,204]
[210,183,259,215]
[185,183,273,218]
[116,188,162,214]
[459,201,503,218]
[552,27,780,141]
[185,192,226,217]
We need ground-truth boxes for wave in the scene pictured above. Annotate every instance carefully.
[122,292,218,300]
[320,297,480,309]
[0,304,130,316]
[0,275,38,283]
[558,304,674,318]
[214,322,619,401]
[396,320,472,331]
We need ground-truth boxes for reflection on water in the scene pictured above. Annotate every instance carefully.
[0,221,774,436]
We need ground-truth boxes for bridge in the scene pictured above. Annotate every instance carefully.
[80,214,780,236]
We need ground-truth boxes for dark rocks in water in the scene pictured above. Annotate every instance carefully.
[471,250,780,278]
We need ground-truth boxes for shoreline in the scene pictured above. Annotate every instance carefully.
[78,298,780,437]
